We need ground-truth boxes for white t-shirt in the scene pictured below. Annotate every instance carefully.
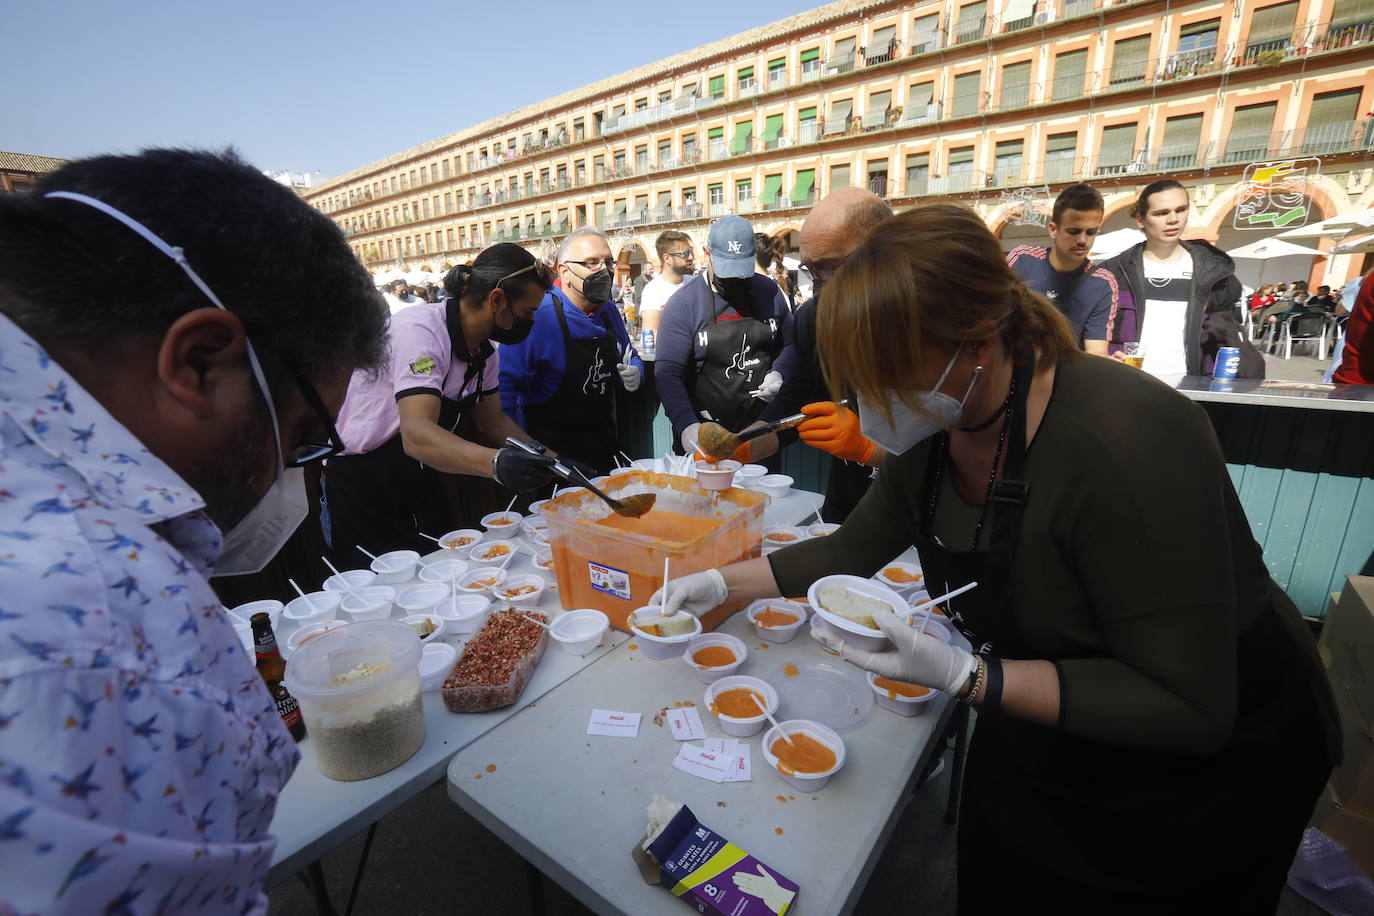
[638,275,682,314]
[1139,250,1193,379]
[384,292,421,315]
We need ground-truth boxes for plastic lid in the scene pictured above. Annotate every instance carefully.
[283,620,421,700]
[765,659,874,733]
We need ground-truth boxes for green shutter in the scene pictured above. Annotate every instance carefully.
[1053,49,1087,100]
[769,57,786,69]
[1161,114,1203,150]
[731,120,753,153]
[790,168,816,201]
[1248,1,1298,43]
[762,174,783,204]
[798,106,817,121]
[1001,62,1031,107]
[1231,102,1277,137]
[738,66,754,81]
[1331,0,1374,25]
[996,139,1024,157]
[1309,88,1361,125]
[1098,123,1137,165]
[709,75,725,96]
[764,114,784,142]
[952,72,981,116]
[708,182,722,191]
[949,146,975,166]
[800,48,820,62]
[708,126,724,140]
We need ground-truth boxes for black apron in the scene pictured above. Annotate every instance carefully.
[913,366,1330,912]
[325,300,489,563]
[521,301,620,476]
[691,292,779,432]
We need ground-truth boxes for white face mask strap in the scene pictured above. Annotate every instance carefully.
[931,341,965,392]
[44,190,287,470]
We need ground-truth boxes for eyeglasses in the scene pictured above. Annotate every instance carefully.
[664,249,695,261]
[800,259,844,283]
[562,257,617,271]
[495,261,553,289]
[285,372,346,467]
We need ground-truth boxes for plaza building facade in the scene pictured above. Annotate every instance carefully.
[0,151,68,194]
[306,0,1374,289]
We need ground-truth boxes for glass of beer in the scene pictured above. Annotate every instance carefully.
[1121,342,1145,368]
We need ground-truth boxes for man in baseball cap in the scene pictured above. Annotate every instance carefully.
[654,215,792,458]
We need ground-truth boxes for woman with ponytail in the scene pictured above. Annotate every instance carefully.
[652,204,1336,911]
[327,242,567,561]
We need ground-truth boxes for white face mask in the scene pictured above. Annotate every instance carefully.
[44,191,309,576]
[857,343,982,456]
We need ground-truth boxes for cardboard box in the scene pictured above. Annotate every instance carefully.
[1320,576,1374,739]
[1312,782,1374,881]
[633,804,799,915]
[1327,664,1374,817]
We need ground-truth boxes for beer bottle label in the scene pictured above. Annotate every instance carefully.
[273,684,302,728]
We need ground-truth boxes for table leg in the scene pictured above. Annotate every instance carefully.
[526,858,547,915]
[945,703,969,825]
[343,822,379,916]
[299,861,341,916]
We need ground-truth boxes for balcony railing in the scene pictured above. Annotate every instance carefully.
[908,30,944,55]
[896,102,943,127]
[824,52,856,75]
[953,19,986,44]
[799,122,820,143]
[1000,83,1032,109]
[863,39,900,65]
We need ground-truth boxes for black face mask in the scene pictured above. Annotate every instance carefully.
[490,315,534,345]
[712,274,752,306]
[575,266,615,304]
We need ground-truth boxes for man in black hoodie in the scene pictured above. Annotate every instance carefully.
[1102,179,1263,378]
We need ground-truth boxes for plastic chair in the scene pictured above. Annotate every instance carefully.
[1284,312,1329,359]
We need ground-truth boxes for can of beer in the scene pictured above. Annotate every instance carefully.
[640,328,655,361]
[1213,347,1240,380]
[1209,378,1236,393]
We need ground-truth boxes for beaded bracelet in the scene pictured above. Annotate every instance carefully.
[959,656,986,704]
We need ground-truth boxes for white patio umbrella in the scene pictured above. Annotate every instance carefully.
[1277,210,1374,240]
[1088,228,1145,261]
[1333,232,1374,255]
[1227,238,1324,288]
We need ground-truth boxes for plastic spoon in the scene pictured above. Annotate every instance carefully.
[357,545,381,562]
[288,578,321,612]
[750,692,796,748]
[518,612,552,630]
[320,556,364,597]
[504,437,655,518]
[907,581,979,632]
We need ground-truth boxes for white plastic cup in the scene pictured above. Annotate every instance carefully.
[630,458,657,471]
[808,522,841,538]
[744,601,806,644]
[323,569,377,593]
[340,585,398,622]
[912,617,953,644]
[628,605,701,659]
[875,561,925,594]
[682,632,748,684]
[283,591,342,626]
[756,474,794,498]
[480,511,523,538]
[437,529,483,552]
[866,671,940,717]
[806,574,902,653]
[467,540,516,569]
[395,582,451,616]
[761,719,846,791]
[398,613,447,643]
[694,459,741,491]
[533,548,557,587]
[491,574,545,605]
[419,558,470,584]
[457,567,508,596]
[736,464,768,488]
[229,599,284,631]
[704,675,779,738]
[527,499,551,517]
[284,618,348,654]
[370,550,420,585]
[419,641,457,691]
[434,594,491,635]
[550,609,609,656]
[762,525,806,549]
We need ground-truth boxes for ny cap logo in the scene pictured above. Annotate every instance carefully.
[727,240,743,254]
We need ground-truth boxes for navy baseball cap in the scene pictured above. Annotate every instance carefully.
[707,215,756,279]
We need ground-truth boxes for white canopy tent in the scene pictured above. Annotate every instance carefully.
[1087,227,1145,261]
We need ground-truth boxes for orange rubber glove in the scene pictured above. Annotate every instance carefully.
[798,401,876,464]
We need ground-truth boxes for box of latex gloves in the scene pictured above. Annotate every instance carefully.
[632,794,798,915]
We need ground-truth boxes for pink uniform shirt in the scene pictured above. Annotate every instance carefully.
[336,302,500,455]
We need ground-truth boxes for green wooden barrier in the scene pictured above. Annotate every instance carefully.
[1201,401,1374,618]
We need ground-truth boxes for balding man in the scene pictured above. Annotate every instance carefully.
[499,227,642,476]
[749,187,892,521]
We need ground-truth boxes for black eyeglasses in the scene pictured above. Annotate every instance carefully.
[664,249,695,261]
[286,372,345,467]
[563,257,617,271]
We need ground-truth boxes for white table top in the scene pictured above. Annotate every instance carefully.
[266,485,822,886]
[445,563,954,916]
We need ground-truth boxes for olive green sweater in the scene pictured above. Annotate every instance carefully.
[769,355,1336,756]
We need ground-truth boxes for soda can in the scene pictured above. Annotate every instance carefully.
[640,328,655,361]
[1213,347,1240,380]
[1209,378,1236,393]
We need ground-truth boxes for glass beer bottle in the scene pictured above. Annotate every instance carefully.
[250,612,307,742]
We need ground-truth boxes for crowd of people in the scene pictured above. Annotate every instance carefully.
[1,145,1369,913]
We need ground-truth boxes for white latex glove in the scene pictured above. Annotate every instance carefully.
[680,422,702,457]
[617,344,641,392]
[749,370,783,402]
[836,603,977,694]
[649,569,728,618]
[732,864,795,914]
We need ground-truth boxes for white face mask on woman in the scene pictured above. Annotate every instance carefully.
[44,190,308,576]
[856,343,982,455]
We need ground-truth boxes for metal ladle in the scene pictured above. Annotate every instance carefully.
[695,399,849,462]
[504,438,655,519]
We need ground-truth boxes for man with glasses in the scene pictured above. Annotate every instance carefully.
[0,149,387,913]
[638,230,696,365]
[499,227,642,476]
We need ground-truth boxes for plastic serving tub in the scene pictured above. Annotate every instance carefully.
[541,470,767,632]
[441,609,549,712]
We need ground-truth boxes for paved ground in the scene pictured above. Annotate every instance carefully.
[1263,349,1333,383]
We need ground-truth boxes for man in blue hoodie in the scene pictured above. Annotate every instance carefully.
[499,227,643,475]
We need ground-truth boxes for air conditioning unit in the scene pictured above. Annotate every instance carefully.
[777,136,793,148]
[1033,9,1056,25]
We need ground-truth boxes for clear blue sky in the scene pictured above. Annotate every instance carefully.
[6,0,811,179]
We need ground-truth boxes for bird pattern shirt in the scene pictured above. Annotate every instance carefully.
[0,313,298,915]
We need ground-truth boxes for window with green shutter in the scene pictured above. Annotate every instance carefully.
[791,168,816,204]
[736,179,753,204]
[956,1,986,42]
[708,182,724,205]
[947,146,976,189]
[731,120,753,154]
[1179,19,1220,51]
[1303,88,1362,152]
[799,106,819,141]
[799,106,817,122]
[830,163,851,190]
[768,57,786,87]
[911,14,940,53]
[708,127,724,140]
[738,66,755,92]
[952,72,981,117]
[863,90,892,128]
[708,75,725,98]
[801,48,820,61]
[867,25,896,61]
[1110,36,1151,86]
[1045,131,1077,182]
[801,47,820,78]
[824,99,853,135]
[1225,102,1276,160]
[762,174,783,205]
[994,140,1024,184]
[1052,49,1087,101]
[905,153,930,195]
[1000,61,1032,109]
[1097,123,1137,169]
[1247,1,1297,48]
[764,113,784,148]
[1159,114,1204,167]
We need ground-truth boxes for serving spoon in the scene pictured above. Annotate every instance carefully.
[504,438,655,518]
[695,399,849,462]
